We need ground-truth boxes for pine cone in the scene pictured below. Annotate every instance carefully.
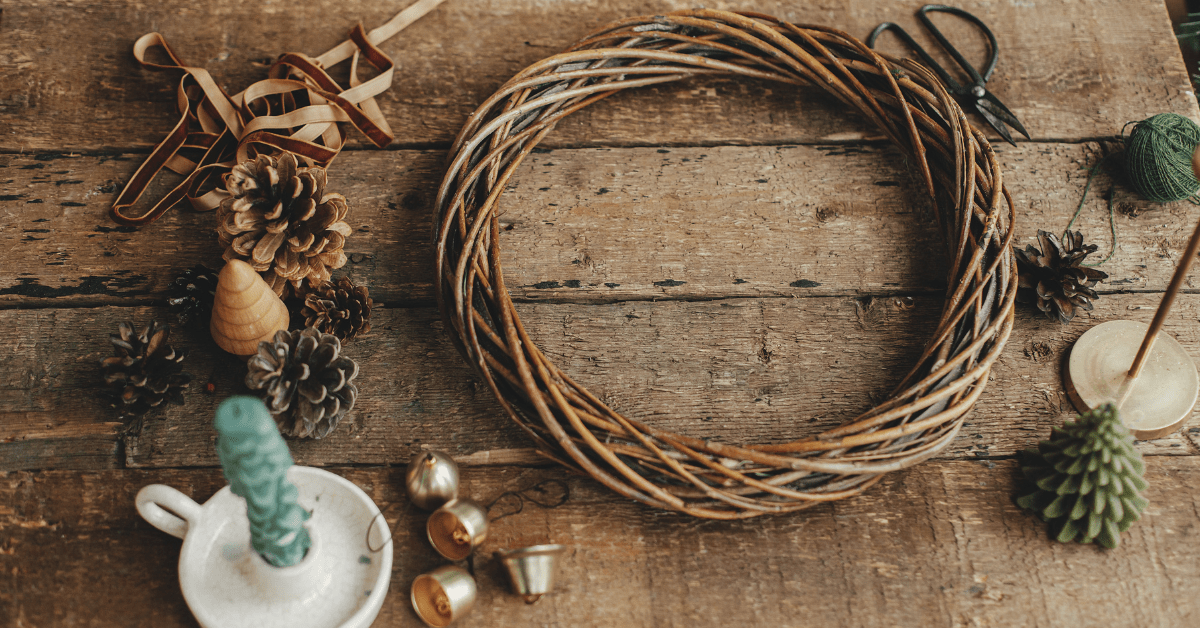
[1016,403,1148,549]
[300,276,373,341]
[1014,230,1108,323]
[245,328,359,439]
[100,321,191,429]
[216,152,352,299]
[166,264,219,327]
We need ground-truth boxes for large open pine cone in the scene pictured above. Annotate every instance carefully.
[1015,230,1108,323]
[101,321,191,428]
[245,328,359,439]
[300,276,373,341]
[216,152,352,299]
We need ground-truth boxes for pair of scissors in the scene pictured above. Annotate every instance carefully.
[867,4,1030,145]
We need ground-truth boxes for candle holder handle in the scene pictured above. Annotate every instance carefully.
[137,484,203,539]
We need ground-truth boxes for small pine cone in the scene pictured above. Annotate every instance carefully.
[300,276,373,341]
[1014,230,1108,324]
[216,152,352,299]
[100,321,191,427]
[166,264,219,327]
[245,328,359,439]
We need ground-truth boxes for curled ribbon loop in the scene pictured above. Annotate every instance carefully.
[110,0,447,226]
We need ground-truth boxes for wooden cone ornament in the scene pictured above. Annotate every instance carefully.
[210,260,289,356]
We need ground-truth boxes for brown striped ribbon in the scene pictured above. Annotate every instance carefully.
[110,0,446,226]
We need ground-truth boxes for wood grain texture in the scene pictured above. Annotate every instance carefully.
[3,142,1196,306]
[4,0,1200,624]
[3,291,1197,472]
[5,459,1200,628]
[0,0,1193,152]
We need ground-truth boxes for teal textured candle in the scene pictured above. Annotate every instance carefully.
[215,396,312,567]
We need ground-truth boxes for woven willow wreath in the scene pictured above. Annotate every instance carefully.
[435,9,1017,519]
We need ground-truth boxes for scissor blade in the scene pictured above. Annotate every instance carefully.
[977,91,1031,140]
[974,99,1018,146]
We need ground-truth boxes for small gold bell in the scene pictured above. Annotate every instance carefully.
[405,451,459,511]
[495,544,567,604]
[427,499,488,560]
[411,565,476,627]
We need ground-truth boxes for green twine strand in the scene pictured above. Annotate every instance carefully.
[1064,113,1200,268]
[1123,113,1200,203]
[1063,158,1117,267]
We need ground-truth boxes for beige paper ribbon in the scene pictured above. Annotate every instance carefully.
[110,0,447,226]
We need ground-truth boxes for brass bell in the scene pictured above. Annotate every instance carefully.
[427,499,488,560]
[405,451,459,511]
[411,565,476,627]
[495,544,567,604]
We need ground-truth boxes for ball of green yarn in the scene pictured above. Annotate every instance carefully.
[1124,113,1200,203]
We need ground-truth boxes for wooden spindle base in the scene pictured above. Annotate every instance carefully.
[1061,143,1200,440]
[1063,320,1199,440]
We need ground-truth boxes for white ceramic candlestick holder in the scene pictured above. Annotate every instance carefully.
[136,466,393,628]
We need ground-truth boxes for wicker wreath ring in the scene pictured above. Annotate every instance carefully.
[434,10,1017,519]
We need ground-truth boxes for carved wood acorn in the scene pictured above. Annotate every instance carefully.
[215,152,352,299]
[210,260,290,357]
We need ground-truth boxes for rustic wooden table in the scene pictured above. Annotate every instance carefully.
[4,1,1200,626]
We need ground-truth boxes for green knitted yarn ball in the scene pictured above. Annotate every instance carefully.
[1124,113,1200,203]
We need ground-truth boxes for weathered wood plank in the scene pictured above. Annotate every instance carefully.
[3,291,1197,472]
[0,311,125,471]
[5,459,1200,627]
[0,0,1194,152]
[113,292,1200,465]
[1,142,1192,306]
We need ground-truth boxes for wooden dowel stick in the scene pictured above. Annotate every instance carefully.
[1126,146,1200,381]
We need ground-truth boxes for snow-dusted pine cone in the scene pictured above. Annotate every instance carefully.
[166,264,219,327]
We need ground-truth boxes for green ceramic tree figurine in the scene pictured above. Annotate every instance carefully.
[1016,403,1148,549]
[215,396,312,567]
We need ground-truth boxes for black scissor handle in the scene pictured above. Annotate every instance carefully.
[917,4,1000,85]
[866,22,961,92]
